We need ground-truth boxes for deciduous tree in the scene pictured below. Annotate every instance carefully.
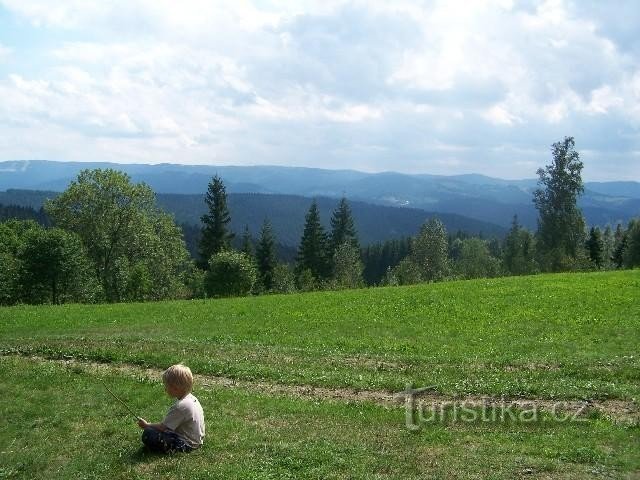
[45,169,190,302]
[533,136,586,271]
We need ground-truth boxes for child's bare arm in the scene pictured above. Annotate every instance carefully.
[137,418,169,431]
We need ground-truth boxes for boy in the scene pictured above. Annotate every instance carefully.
[137,364,205,453]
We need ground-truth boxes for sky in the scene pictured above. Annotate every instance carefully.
[0,0,638,181]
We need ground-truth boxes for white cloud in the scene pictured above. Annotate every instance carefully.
[483,105,522,126]
[0,0,638,180]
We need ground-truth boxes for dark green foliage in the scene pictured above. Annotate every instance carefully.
[0,220,99,305]
[179,222,202,261]
[487,237,502,259]
[533,137,586,271]
[18,226,99,304]
[327,198,362,287]
[329,197,360,255]
[295,200,330,282]
[586,226,605,269]
[255,219,278,291]
[449,235,465,263]
[612,223,627,268]
[0,220,29,305]
[623,218,640,268]
[361,237,411,285]
[0,203,51,226]
[502,216,537,275]
[204,250,257,298]
[602,225,615,269]
[199,175,234,268]
[0,250,19,305]
[179,221,296,264]
[1,188,510,248]
[240,224,254,258]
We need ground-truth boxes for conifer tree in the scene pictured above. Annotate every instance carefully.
[255,219,278,291]
[329,197,359,255]
[586,226,604,269]
[612,223,627,268]
[602,225,614,269]
[295,199,329,281]
[199,175,234,268]
[240,224,253,258]
[623,218,640,268]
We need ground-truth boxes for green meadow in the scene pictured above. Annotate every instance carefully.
[1,270,639,478]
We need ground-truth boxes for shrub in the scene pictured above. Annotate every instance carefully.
[205,250,257,298]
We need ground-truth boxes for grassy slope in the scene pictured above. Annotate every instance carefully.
[1,270,639,400]
[1,271,639,479]
[0,356,638,479]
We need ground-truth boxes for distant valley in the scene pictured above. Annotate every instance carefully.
[1,160,638,230]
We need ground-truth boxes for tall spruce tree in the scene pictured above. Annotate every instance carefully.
[586,226,604,269]
[533,136,586,271]
[296,200,329,281]
[199,175,234,268]
[612,223,627,268]
[602,225,614,269]
[255,219,278,291]
[240,224,253,258]
[623,219,640,268]
[329,197,360,254]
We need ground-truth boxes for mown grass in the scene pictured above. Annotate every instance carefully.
[1,271,639,399]
[1,356,638,479]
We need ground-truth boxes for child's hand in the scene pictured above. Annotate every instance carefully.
[137,418,149,429]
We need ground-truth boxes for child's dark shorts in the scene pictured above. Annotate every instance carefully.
[141,427,194,454]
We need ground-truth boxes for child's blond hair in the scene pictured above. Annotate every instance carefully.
[162,364,193,394]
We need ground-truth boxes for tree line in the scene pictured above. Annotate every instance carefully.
[1,136,639,305]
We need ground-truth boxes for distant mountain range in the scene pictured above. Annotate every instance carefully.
[0,189,506,248]
[0,160,638,229]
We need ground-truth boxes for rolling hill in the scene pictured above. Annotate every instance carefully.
[1,160,637,229]
[0,189,507,249]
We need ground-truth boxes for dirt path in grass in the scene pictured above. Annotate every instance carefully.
[4,354,639,424]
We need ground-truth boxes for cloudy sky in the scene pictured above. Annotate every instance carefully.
[0,0,638,180]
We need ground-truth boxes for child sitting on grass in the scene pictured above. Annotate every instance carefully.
[137,364,205,453]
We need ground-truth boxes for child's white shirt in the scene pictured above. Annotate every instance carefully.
[162,393,205,447]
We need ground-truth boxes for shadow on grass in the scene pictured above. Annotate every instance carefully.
[126,445,203,464]
[126,446,168,464]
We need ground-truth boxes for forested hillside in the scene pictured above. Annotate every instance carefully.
[2,160,637,228]
[0,189,506,247]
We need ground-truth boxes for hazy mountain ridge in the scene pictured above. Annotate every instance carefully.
[0,189,507,248]
[0,160,638,229]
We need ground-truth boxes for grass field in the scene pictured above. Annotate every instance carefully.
[1,270,639,478]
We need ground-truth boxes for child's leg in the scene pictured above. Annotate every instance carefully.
[141,427,193,453]
[141,427,167,452]
[162,431,193,453]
